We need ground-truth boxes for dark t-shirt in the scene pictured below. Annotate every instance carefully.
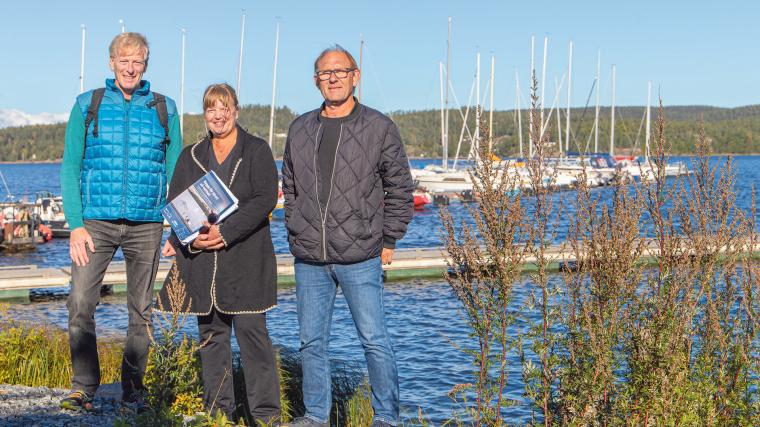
[207,130,242,185]
[317,103,359,211]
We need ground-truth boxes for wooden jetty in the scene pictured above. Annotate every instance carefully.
[0,247,450,300]
[0,242,757,300]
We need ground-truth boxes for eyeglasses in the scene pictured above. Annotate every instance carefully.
[205,107,231,117]
[116,59,146,70]
[315,68,356,81]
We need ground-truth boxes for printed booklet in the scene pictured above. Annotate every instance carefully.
[161,171,238,245]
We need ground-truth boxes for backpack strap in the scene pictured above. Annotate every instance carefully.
[147,92,170,144]
[84,88,106,138]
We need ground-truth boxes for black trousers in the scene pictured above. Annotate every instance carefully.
[197,309,280,423]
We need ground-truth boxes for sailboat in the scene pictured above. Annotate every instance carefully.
[413,22,476,194]
[614,82,689,181]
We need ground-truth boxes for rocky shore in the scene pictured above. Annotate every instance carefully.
[0,383,123,427]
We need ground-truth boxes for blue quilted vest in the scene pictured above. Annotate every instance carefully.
[76,79,175,223]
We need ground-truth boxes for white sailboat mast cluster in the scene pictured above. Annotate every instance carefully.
[412,19,688,196]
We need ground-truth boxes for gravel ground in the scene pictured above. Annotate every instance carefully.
[0,383,126,427]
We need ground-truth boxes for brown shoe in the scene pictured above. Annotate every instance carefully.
[59,390,94,412]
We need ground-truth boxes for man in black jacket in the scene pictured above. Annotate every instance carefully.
[281,45,414,427]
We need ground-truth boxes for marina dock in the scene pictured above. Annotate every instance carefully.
[0,247,451,300]
[0,242,757,300]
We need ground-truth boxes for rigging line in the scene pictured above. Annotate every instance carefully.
[452,78,477,169]
[0,169,12,200]
[614,107,636,149]
[540,74,566,138]
[573,78,596,153]
[513,81,532,146]
[480,78,491,109]
[516,84,529,109]
[584,119,595,153]
[445,71,476,144]
[361,42,389,113]
[564,105,584,153]
[472,77,492,159]
[631,108,647,156]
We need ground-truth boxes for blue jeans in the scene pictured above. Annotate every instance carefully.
[295,256,399,425]
[67,219,163,397]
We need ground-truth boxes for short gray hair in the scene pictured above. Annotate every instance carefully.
[313,44,358,73]
[109,32,149,63]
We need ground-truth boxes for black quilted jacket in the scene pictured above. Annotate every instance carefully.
[281,103,414,263]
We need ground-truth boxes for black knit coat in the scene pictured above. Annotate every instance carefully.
[157,127,278,315]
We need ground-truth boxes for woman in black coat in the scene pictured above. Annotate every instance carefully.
[159,83,280,424]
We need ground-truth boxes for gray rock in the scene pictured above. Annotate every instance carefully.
[0,383,128,427]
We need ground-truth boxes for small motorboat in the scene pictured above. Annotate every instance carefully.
[413,190,432,209]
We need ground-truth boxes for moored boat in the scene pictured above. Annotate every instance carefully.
[413,190,432,209]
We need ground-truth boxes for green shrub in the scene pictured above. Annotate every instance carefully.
[0,304,121,388]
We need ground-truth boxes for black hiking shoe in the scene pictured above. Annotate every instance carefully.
[59,390,94,412]
[120,389,151,414]
[283,417,328,427]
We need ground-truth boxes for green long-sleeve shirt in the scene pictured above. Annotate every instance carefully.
[60,102,183,229]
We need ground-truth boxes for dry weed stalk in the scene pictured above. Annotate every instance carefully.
[441,108,526,426]
[519,73,565,427]
[145,261,206,415]
[442,81,760,426]
[557,153,645,426]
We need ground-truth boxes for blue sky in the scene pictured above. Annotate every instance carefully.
[3,0,759,116]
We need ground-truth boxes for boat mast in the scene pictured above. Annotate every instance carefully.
[236,9,246,97]
[540,36,548,137]
[529,35,535,157]
[79,24,86,94]
[439,62,446,164]
[358,34,364,103]
[475,50,481,155]
[610,64,616,156]
[179,28,186,134]
[444,16,452,171]
[119,19,125,33]
[489,54,495,151]
[515,69,523,157]
[268,20,280,149]
[556,77,562,154]
[645,81,651,161]
[594,50,601,153]
[565,40,572,152]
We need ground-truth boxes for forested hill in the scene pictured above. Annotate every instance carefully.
[1,104,759,162]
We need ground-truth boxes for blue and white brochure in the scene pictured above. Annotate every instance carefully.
[162,171,238,245]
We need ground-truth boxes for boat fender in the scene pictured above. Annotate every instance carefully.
[38,224,53,242]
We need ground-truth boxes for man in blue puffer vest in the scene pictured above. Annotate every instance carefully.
[59,32,182,412]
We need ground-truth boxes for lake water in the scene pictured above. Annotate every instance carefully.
[1,156,759,423]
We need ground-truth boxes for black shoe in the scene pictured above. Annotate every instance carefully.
[283,417,328,427]
[121,389,150,414]
[59,390,94,412]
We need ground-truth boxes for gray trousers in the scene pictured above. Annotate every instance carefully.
[197,309,281,424]
[67,219,163,397]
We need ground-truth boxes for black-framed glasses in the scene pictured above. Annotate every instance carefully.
[315,68,355,81]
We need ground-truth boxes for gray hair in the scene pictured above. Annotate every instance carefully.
[109,32,149,64]
[313,44,358,73]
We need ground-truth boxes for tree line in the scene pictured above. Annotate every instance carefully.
[1,104,759,162]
